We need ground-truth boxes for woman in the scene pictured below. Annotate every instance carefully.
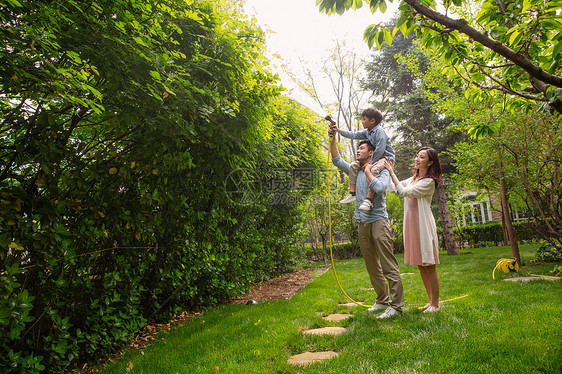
[384,147,443,313]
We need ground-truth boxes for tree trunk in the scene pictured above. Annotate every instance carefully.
[434,184,459,255]
[500,198,510,246]
[500,176,521,265]
[319,234,328,265]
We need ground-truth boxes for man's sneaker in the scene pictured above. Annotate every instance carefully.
[376,307,402,319]
[340,193,356,204]
[358,199,373,211]
[367,303,387,312]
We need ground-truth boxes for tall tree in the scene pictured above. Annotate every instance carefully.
[450,107,562,250]
[318,0,562,114]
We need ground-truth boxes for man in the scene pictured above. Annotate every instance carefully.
[330,135,404,318]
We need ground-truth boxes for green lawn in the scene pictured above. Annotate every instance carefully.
[98,244,561,373]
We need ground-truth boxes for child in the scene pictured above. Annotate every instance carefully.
[330,107,395,211]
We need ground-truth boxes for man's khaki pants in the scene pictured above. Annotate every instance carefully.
[357,220,404,311]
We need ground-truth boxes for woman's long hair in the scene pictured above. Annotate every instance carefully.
[413,147,443,185]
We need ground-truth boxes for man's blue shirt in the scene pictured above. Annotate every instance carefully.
[332,155,390,224]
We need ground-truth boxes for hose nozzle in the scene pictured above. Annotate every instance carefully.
[325,115,336,138]
[324,115,336,125]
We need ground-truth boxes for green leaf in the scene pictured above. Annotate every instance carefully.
[376,29,385,49]
[363,24,379,49]
[5,0,23,6]
[132,36,147,47]
[508,30,521,45]
[542,18,562,30]
[553,39,562,57]
[383,28,393,46]
[546,1,562,12]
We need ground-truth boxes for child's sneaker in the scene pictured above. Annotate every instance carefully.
[339,193,356,204]
[358,199,373,211]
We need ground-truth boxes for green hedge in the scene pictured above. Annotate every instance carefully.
[0,1,322,372]
[454,220,548,248]
[304,242,360,261]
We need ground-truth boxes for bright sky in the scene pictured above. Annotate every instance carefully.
[243,0,398,115]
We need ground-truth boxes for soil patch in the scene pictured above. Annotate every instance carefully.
[231,266,329,304]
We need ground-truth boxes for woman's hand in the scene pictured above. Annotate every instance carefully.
[384,159,394,174]
[384,160,399,187]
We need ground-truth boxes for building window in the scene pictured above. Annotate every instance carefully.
[511,206,530,222]
[460,196,492,226]
[472,204,483,224]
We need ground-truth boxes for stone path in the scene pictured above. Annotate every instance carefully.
[287,351,339,365]
[302,326,346,335]
[504,276,561,282]
[287,313,352,365]
[322,313,352,322]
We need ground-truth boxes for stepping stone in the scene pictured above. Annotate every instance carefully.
[322,313,352,322]
[302,326,346,335]
[504,276,560,282]
[287,351,338,365]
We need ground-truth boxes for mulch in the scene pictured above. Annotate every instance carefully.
[230,266,330,304]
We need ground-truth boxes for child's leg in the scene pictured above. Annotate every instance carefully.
[340,161,361,204]
[348,161,361,193]
[360,159,387,211]
[369,158,387,179]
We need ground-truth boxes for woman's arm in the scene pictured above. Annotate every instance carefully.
[396,178,435,198]
[384,159,400,186]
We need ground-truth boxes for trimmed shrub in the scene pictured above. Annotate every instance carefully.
[454,220,554,248]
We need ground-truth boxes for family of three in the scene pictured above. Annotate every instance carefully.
[330,107,443,318]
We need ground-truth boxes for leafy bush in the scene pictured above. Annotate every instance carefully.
[331,242,360,259]
[454,220,551,248]
[534,241,562,262]
[303,242,357,261]
[0,1,322,372]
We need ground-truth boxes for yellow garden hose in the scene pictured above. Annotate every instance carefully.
[492,257,519,279]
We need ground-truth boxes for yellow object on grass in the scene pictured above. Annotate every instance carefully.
[492,257,519,279]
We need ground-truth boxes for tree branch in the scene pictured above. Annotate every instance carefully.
[452,65,548,102]
[403,0,562,88]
